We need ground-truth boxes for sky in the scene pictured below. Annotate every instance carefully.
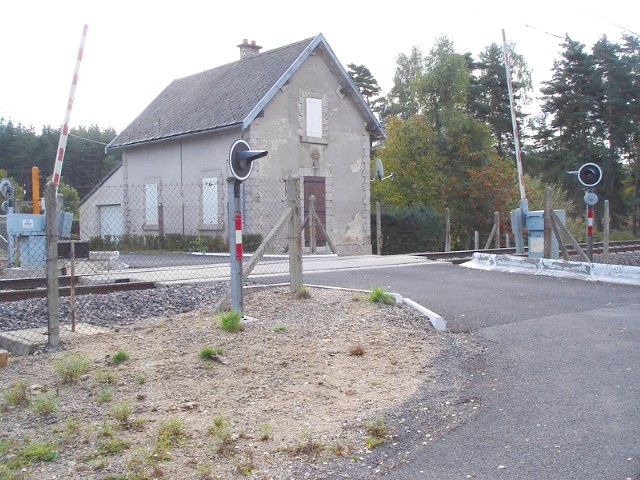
[1,0,638,135]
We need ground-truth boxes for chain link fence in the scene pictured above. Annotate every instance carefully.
[0,178,295,354]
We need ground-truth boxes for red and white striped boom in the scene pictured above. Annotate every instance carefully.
[52,24,88,190]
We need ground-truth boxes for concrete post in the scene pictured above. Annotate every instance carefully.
[45,182,60,348]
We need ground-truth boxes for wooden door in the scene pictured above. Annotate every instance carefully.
[303,176,326,247]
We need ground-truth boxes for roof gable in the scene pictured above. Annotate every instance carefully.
[107,34,384,150]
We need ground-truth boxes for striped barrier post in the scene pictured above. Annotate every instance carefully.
[52,24,88,190]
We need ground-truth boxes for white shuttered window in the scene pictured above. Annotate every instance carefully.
[145,183,158,225]
[306,97,322,138]
[202,177,219,225]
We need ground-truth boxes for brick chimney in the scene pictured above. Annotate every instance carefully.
[237,39,262,59]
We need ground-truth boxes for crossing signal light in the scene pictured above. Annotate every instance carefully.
[228,140,268,181]
[577,163,602,188]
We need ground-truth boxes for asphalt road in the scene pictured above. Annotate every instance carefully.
[305,262,640,480]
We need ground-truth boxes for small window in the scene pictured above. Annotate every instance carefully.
[202,177,219,225]
[306,97,323,138]
[145,183,158,225]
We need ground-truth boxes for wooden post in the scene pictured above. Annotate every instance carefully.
[309,195,316,254]
[505,233,510,249]
[70,241,76,332]
[286,176,303,293]
[543,186,552,259]
[45,182,60,348]
[158,204,165,239]
[474,231,479,251]
[445,208,451,252]
[603,199,610,263]
[494,211,501,248]
[376,201,382,256]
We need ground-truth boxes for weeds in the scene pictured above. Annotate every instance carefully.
[367,286,395,305]
[235,448,256,475]
[52,354,91,384]
[283,427,324,458]
[158,417,187,446]
[219,310,242,332]
[134,371,147,384]
[208,415,235,454]
[258,423,272,441]
[30,393,58,415]
[63,417,81,438]
[364,414,388,449]
[98,437,130,456]
[108,401,133,427]
[96,387,113,403]
[294,286,311,299]
[273,325,287,333]
[4,440,58,469]
[1,378,30,409]
[95,368,119,385]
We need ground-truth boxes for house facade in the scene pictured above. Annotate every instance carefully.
[79,34,385,255]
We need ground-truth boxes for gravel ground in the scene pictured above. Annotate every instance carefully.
[0,287,476,480]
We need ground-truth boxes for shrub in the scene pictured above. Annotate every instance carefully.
[372,204,444,255]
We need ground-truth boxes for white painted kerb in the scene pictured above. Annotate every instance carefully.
[462,253,640,287]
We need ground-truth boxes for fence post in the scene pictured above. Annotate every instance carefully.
[603,199,610,263]
[474,231,479,251]
[445,207,451,252]
[494,211,501,248]
[45,182,60,348]
[286,176,303,293]
[376,201,382,255]
[544,186,552,258]
[309,195,316,254]
[158,203,165,239]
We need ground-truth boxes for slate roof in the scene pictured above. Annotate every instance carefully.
[107,34,384,150]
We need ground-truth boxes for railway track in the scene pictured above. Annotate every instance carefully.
[0,240,638,301]
[414,239,640,263]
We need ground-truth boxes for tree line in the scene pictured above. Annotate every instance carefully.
[0,121,121,202]
[349,33,639,244]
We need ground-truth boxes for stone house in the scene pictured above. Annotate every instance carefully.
[79,33,385,255]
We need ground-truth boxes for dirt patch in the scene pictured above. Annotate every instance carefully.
[0,286,478,479]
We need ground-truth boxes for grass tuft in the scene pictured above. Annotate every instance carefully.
[219,310,243,332]
[294,286,311,299]
[367,286,395,305]
[198,345,224,360]
[111,348,130,364]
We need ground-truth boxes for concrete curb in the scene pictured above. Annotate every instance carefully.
[304,284,447,332]
[462,253,640,286]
